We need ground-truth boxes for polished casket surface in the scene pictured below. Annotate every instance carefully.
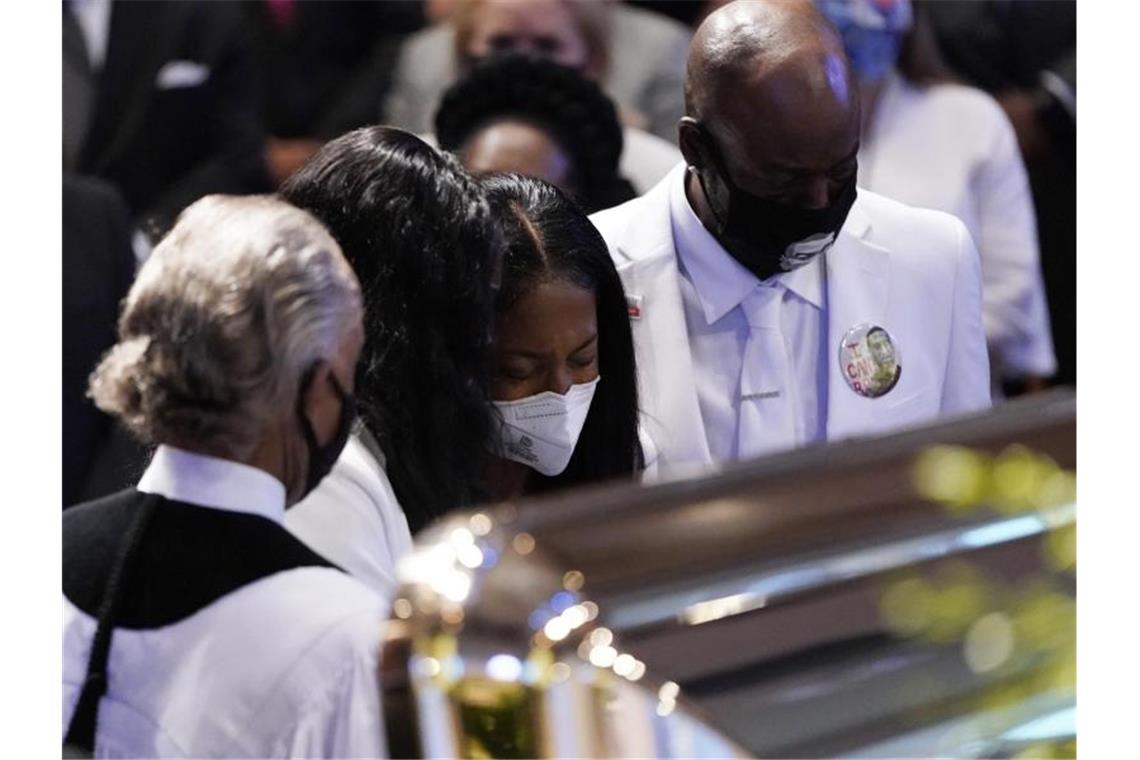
[382,391,1076,758]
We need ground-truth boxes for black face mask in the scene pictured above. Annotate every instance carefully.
[296,367,356,499]
[695,127,859,281]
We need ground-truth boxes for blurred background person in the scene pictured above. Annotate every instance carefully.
[64,195,387,757]
[62,175,136,507]
[921,0,1076,390]
[383,0,690,144]
[243,0,427,187]
[818,0,1056,398]
[63,0,270,240]
[435,54,673,212]
[281,127,501,593]
[625,0,708,27]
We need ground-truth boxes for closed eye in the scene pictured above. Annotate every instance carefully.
[534,36,561,53]
[498,361,536,381]
[488,35,517,51]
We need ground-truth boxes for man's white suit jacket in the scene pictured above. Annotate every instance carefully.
[590,169,993,472]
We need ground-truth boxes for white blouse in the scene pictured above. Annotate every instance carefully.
[287,433,414,597]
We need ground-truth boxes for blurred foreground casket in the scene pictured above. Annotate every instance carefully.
[381,390,1076,758]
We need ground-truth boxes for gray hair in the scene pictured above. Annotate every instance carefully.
[89,195,362,459]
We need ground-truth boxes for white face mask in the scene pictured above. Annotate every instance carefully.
[488,377,600,476]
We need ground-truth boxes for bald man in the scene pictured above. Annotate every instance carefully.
[590,0,990,472]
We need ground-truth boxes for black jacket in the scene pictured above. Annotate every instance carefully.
[243,0,425,140]
[62,175,136,507]
[64,1,270,237]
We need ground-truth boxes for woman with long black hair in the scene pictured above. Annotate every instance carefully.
[479,172,644,500]
[281,126,502,593]
[282,133,643,595]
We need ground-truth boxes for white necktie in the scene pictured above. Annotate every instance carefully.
[738,284,798,459]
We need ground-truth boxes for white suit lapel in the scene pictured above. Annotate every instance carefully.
[825,199,894,441]
[612,179,713,468]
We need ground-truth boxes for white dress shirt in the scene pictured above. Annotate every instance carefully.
[69,0,112,70]
[287,433,414,597]
[859,71,1056,380]
[669,167,829,462]
[63,445,389,758]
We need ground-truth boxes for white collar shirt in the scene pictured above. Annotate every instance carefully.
[136,443,287,520]
[68,0,112,70]
[669,166,829,462]
[63,446,389,758]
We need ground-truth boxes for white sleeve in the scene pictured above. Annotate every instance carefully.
[973,106,1058,378]
[941,219,994,415]
[269,609,390,759]
[287,441,412,598]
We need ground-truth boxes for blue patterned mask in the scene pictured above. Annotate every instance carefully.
[818,0,912,83]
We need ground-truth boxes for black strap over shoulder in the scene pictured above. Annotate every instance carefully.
[62,488,340,753]
[64,492,159,753]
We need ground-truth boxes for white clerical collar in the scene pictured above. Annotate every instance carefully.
[669,163,825,324]
[137,445,287,523]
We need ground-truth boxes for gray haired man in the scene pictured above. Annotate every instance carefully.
[63,195,388,757]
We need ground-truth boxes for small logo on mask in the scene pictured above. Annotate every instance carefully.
[781,232,836,271]
[508,434,539,464]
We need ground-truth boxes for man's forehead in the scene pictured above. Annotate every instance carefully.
[707,50,858,170]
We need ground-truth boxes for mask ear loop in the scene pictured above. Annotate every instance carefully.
[690,122,736,231]
[295,362,322,457]
[295,362,354,450]
[326,370,356,431]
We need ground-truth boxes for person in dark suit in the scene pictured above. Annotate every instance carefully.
[62,175,137,507]
[63,1,270,239]
[243,0,427,187]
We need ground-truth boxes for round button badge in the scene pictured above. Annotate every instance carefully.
[839,324,901,398]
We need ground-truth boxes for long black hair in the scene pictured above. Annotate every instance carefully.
[281,126,500,533]
[480,172,643,492]
[435,54,637,214]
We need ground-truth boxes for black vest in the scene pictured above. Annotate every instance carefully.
[63,488,337,628]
